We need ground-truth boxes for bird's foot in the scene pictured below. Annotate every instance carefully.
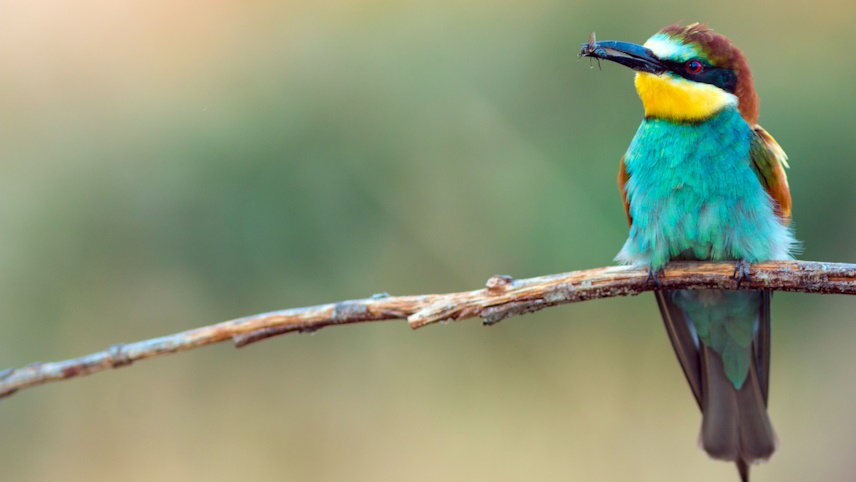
[733,260,752,289]
[646,266,665,289]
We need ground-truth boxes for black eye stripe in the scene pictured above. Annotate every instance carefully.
[661,60,738,93]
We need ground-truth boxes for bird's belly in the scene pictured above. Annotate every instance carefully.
[649,194,749,261]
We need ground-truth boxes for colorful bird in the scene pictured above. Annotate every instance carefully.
[580,24,796,481]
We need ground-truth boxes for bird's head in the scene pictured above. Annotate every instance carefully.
[582,23,758,124]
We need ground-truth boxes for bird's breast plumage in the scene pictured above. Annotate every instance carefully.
[615,106,795,269]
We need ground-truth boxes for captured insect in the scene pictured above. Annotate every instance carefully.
[578,31,605,69]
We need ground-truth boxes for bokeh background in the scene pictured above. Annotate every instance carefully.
[1,1,854,481]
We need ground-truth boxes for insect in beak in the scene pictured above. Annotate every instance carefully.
[578,32,603,70]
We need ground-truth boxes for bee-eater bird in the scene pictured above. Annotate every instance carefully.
[580,24,796,481]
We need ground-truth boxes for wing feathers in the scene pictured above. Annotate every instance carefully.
[655,290,703,407]
[617,156,633,227]
[756,290,772,405]
[750,125,792,224]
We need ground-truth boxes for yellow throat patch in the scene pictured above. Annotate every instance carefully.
[634,72,737,122]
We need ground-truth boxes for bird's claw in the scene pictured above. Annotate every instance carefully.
[733,260,751,288]
[646,267,665,289]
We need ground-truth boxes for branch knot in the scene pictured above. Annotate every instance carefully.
[108,344,133,368]
[486,275,513,292]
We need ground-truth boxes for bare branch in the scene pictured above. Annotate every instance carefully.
[1,260,854,400]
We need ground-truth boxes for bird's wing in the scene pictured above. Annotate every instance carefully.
[655,291,703,408]
[757,290,772,404]
[748,126,786,404]
[617,155,632,227]
[750,125,792,225]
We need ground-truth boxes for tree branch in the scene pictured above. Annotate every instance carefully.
[1,260,854,400]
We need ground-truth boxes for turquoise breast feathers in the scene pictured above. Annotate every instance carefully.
[616,106,796,270]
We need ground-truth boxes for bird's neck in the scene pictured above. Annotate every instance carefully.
[635,72,738,123]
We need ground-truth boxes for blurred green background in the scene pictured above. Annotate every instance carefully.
[1,1,854,481]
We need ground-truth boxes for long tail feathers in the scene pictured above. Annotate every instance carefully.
[699,346,777,463]
[699,346,739,460]
[734,354,778,461]
[656,289,776,480]
[737,460,750,482]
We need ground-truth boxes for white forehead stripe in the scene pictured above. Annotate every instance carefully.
[643,33,698,62]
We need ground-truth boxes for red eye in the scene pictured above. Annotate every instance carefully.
[686,60,703,74]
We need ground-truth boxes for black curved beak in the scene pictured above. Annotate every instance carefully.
[579,40,667,74]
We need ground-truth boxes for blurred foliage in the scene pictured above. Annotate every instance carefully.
[1,1,855,481]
